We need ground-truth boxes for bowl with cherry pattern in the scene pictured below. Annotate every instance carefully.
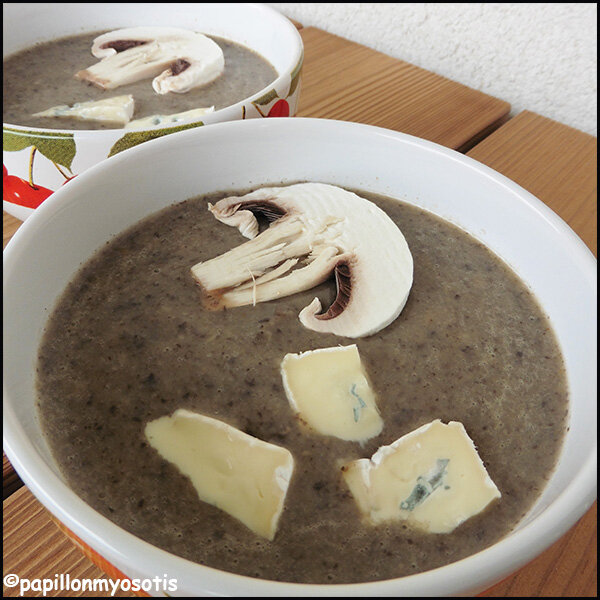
[3,3,303,220]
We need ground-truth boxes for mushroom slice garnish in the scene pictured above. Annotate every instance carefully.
[75,27,224,94]
[191,183,413,338]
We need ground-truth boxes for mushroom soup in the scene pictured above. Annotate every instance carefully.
[3,30,278,130]
[36,185,568,584]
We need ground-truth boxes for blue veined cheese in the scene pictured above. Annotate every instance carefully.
[33,95,134,125]
[125,106,215,129]
[145,409,294,540]
[341,420,501,533]
[280,345,383,443]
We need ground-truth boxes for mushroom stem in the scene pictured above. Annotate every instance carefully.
[191,217,311,292]
[221,248,341,308]
[234,258,300,292]
[77,41,165,89]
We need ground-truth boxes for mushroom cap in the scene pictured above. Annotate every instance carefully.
[91,27,201,59]
[191,183,413,338]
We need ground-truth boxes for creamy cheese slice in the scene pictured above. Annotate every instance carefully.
[145,409,294,540]
[33,95,134,125]
[280,345,383,442]
[125,106,215,129]
[342,419,501,533]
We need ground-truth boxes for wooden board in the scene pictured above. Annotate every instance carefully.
[3,453,22,500]
[481,502,597,597]
[3,211,21,248]
[3,487,136,598]
[297,27,510,151]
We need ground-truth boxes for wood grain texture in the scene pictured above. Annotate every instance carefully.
[3,211,22,248]
[467,111,597,597]
[3,453,22,500]
[297,27,511,150]
[3,487,135,597]
[467,110,597,255]
[481,502,597,597]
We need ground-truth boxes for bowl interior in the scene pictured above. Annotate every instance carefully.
[3,118,596,596]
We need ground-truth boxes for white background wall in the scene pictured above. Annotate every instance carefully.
[268,3,597,136]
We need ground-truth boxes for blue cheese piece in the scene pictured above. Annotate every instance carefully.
[145,409,294,540]
[280,345,383,442]
[33,95,134,125]
[342,420,501,533]
[125,106,215,129]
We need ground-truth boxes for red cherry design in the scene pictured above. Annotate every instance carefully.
[3,164,54,209]
[267,99,290,118]
[61,175,77,186]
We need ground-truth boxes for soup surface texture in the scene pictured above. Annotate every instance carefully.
[36,187,568,584]
[3,31,277,130]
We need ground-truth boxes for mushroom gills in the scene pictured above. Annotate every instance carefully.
[76,27,224,93]
[190,183,413,338]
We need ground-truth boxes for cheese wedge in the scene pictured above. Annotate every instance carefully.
[145,409,294,540]
[280,345,383,442]
[125,106,214,129]
[33,95,134,125]
[342,420,501,533]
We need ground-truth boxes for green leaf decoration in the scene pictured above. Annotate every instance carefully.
[288,67,302,98]
[288,51,304,97]
[108,120,205,157]
[252,88,279,107]
[3,127,76,170]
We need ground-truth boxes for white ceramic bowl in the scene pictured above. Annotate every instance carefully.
[3,118,597,597]
[2,2,303,221]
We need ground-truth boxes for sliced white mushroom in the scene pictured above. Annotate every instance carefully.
[90,27,200,59]
[32,94,134,125]
[75,27,224,94]
[190,183,413,338]
[125,106,214,129]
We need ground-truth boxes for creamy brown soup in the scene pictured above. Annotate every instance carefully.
[3,31,278,130]
[36,187,568,584]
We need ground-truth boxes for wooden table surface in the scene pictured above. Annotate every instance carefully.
[3,23,596,598]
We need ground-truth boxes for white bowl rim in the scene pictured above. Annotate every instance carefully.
[3,117,597,596]
[2,2,304,135]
